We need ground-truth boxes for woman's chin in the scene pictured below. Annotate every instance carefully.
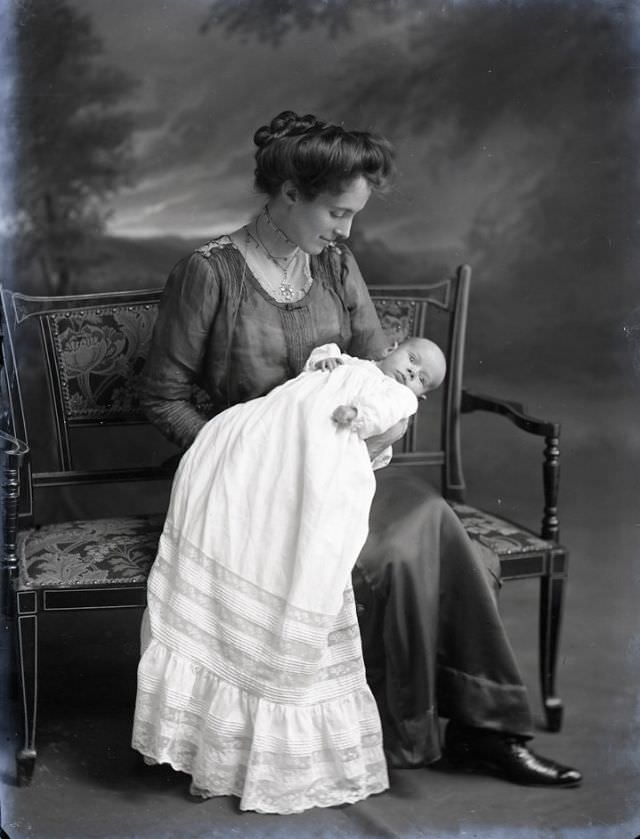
[301,242,326,255]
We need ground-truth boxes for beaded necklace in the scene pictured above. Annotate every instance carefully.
[263,204,298,248]
[244,226,312,302]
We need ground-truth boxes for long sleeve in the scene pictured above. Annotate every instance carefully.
[303,343,342,371]
[349,374,418,440]
[142,253,221,450]
[354,376,415,471]
[332,364,418,470]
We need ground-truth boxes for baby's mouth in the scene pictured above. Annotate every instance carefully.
[394,370,406,385]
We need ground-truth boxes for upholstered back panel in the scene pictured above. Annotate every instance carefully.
[1,268,470,507]
[44,303,157,423]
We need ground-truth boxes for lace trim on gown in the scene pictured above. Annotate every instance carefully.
[132,524,388,814]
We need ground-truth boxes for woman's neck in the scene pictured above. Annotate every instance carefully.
[251,203,298,259]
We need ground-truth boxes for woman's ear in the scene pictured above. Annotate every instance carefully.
[281,181,299,205]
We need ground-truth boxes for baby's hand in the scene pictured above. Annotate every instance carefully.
[332,405,358,426]
[314,357,344,372]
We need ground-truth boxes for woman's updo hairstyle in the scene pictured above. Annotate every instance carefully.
[254,110,395,200]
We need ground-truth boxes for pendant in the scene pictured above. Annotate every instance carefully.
[280,282,295,301]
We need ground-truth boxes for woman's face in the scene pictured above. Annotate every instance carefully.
[284,175,372,254]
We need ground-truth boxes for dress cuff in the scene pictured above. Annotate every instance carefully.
[371,446,393,471]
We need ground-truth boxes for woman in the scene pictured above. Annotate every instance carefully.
[132,111,581,811]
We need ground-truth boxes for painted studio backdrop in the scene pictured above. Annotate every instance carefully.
[1,0,640,833]
[4,0,640,413]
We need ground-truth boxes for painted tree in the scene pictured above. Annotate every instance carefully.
[203,0,638,378]
[199,0,385,43]
[15,0,136,292]
[324,0,638,375]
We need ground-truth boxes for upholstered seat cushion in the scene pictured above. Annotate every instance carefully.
[16,505,548,590]
[17,515,165,589]
[450,502,550,555]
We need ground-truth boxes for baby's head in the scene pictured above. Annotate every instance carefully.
[377,337,446,397]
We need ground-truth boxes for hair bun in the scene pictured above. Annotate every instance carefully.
[254,110,326,148]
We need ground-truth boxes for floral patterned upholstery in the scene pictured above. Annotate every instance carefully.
[16,505,549,590]
[450,502,550,556]
[47,304,211,423]
[373,299,418,344]
[44,298,431,425]
[49,306,156,421]
[17,515,165,590]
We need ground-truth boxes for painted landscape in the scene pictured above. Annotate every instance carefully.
[2,1,640,834]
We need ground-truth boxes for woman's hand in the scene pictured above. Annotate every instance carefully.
[314,357,344,372]
[365,417,409,461]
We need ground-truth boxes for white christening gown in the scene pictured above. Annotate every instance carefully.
[132,344,418,813]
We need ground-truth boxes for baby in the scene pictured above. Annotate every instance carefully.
[135,334,447,800]
[308,336,446,433]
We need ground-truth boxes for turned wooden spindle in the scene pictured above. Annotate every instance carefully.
[541,434,560,542]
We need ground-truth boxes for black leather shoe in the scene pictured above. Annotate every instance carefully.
[444,724,582,788]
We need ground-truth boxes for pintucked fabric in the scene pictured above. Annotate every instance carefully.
[132,356,420,813]
[133,536,388,814]
[138,236,537,784]
[354,467,534,769]
[141,236,388,451]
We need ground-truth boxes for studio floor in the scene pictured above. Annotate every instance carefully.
[1,402,639,839]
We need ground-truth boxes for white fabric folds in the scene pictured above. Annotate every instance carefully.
[132,351,417,813]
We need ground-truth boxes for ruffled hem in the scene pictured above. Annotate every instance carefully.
[183,769,387,815]
[132,640,389,814]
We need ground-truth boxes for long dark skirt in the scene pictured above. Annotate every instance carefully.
[353,467,534,768]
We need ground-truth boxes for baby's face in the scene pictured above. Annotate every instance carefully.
[378,339,446,397]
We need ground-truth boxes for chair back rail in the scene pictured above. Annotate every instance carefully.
[1,266,570,755]
[0,266,471,526]
[358,268,471,498]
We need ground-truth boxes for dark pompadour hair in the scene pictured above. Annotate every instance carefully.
[253,110,395,199]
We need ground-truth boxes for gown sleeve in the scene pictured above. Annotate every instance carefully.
[352,376,418,471]
[303,343,343,371]
[345,374,417,471]
[141,252,221,450]
[347,374,419,439]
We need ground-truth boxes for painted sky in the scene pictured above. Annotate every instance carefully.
[63,0,578,266]
[10,0,640,398]
[60,0,640,283]
[67,1,426,244]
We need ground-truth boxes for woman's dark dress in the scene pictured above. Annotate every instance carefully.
[142,236,534,769]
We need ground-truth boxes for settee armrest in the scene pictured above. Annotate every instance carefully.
[1,430,29,584]
[460,389,561,542]
[460,390,559,437]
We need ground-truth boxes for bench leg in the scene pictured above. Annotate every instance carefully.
[16,612,38,785]
[539,571,565,732]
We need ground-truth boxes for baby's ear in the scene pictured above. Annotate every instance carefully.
[381,341,398,357]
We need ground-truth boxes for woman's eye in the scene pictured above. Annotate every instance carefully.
[330,211,346,219]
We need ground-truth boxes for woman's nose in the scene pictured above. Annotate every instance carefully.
[334,218,353,239]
